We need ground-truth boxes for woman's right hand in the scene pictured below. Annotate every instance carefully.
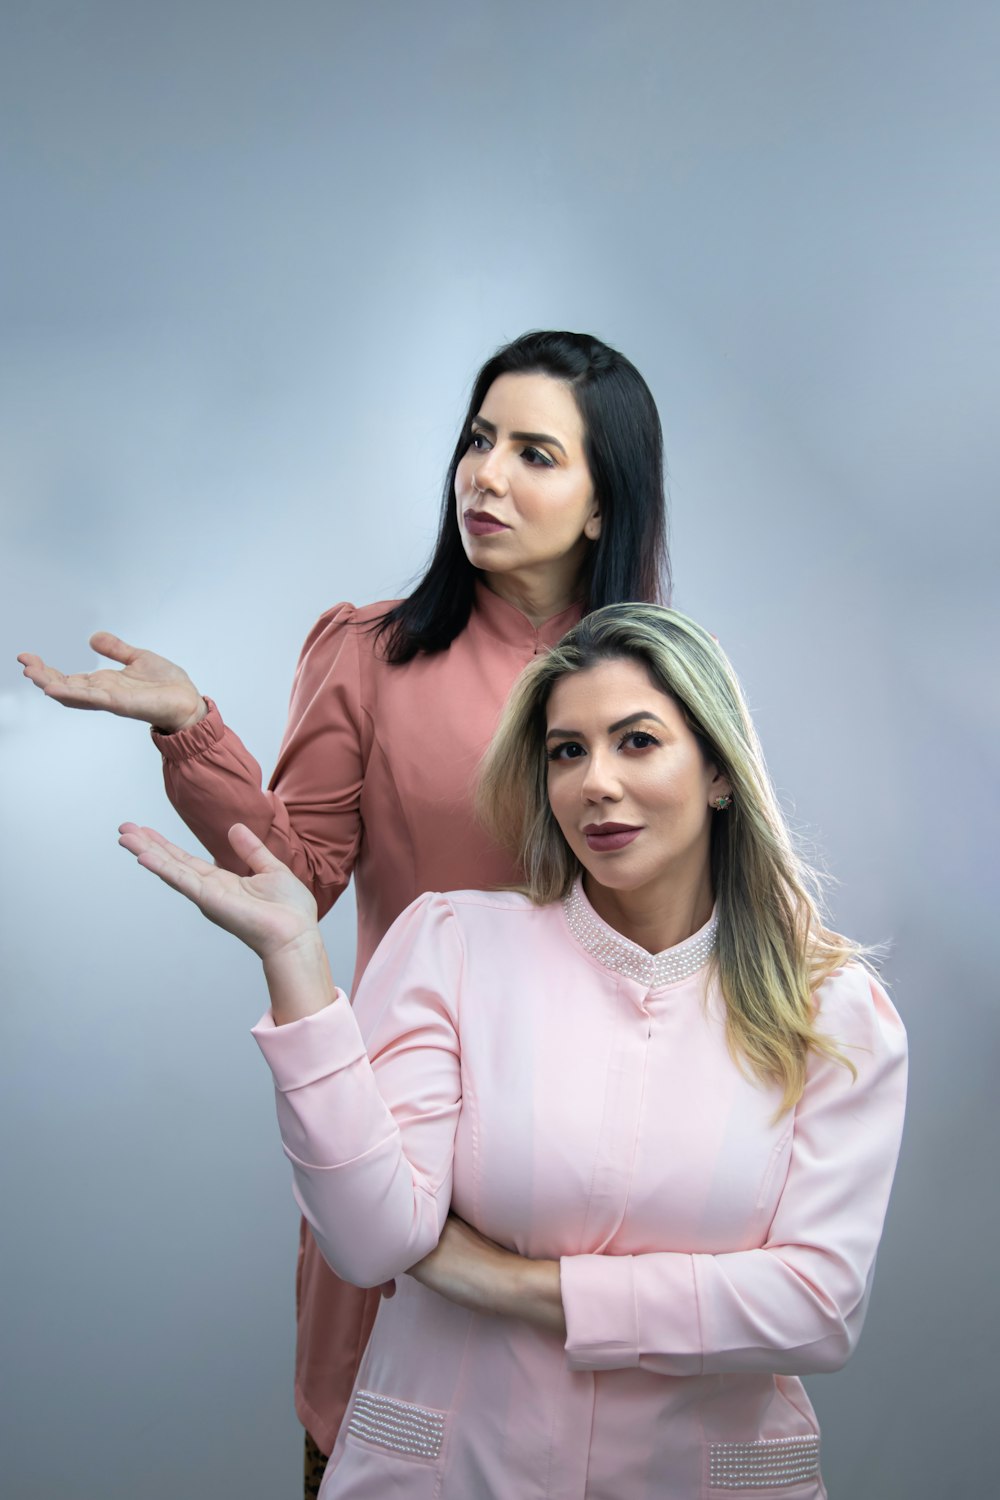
[118,821,317,959]
[118,822,336,1023]
[17,632,207,733]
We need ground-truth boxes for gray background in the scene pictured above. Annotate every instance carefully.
[2,3,997,1496]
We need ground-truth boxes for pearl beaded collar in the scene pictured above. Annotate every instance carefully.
[563,879,718,988]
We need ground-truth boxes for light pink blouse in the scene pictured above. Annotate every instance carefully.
[153,585,582,1450]
[252,884,907,1500]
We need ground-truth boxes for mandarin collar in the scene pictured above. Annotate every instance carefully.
[563,878,718,990]
[471,578,583,651]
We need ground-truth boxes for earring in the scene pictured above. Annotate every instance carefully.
[713,794,733,811]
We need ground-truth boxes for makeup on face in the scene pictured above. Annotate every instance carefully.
[454,373,598,587]
[545,659,728,906]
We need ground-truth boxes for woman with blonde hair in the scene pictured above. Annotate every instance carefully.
[119,603,906,1499]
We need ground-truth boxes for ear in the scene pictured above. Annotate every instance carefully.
[707,765,732,809]
[583,502,602,541]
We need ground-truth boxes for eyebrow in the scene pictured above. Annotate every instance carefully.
[545,712,668,741]
[471,416,567,457]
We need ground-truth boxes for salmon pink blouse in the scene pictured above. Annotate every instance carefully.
[251,884,907,1500]
[153,584,582,1450]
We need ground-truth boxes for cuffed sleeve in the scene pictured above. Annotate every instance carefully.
[155,605,368,916]
[562,1248,701,1373]
[252,893,465,1289]
[561,1253,641,1369]
[562,966,907,1377]
[152,696,228,763]
[253,991,366,1095]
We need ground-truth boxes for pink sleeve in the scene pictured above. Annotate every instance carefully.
[560,967,908,1377]
[153,605,367,916]
[251,893,464,1288]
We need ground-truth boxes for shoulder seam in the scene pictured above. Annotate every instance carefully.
[439,889,540,913]
[347,598,404,626]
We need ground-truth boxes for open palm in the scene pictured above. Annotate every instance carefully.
[118,822,317,959]
[18,632,205,731]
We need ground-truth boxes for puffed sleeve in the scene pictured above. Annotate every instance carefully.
[251,893,464,1289]
[560,966,907,1377]
[154,605,368,916]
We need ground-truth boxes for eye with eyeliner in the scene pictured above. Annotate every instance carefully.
[467,426,555,468]
[546,729,661,763]
[620,729,660,751]
[546,739,584,762]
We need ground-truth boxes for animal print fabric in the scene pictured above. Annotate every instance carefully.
[304,1430,329,1499]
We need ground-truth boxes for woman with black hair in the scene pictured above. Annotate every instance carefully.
[18,330,670,1486]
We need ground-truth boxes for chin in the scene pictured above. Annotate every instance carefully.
[578,857,645,892]
[462,537,512,566]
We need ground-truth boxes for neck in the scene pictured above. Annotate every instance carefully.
[482,553,587,628]
[583,867,715,954]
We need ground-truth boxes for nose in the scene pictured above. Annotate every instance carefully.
[580,747,623,805]
[471,446,509,498]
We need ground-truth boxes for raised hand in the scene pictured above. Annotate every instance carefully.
[118,822,317,960]
[17,633,207,732]
[118,823,335,1023]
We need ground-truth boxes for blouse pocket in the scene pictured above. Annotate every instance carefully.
[345,1388,447,1464]
[706,1433,822,1494]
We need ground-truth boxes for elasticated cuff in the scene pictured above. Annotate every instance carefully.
[151,697,225,763]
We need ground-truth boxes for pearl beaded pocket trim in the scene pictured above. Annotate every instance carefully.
[347,1390,446,1461]
[708,1434,821,1489]
[564,880,718,987]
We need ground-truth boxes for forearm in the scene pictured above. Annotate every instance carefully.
[560,1245,862,1378]
[157,704,295,866]
[254,894,465,1289]
[157,701,353,913]
[496,1253,566,1338]
[255,997,459,1288]
[408,1217,566,1337]
[262,930,338,1025]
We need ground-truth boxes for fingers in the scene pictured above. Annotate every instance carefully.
[118,823,217,879]
[17,653,110,707]
[89,631,140,664]
[118,824,216,910]
[136,845,205,903]
[17,653,60,690]
[118,822,163,858]
[118,821,312,960]
[120,822,286,887]
[226,822,288,876]
[17,634,137,688]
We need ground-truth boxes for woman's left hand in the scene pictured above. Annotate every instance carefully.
[407,1215,566,1337]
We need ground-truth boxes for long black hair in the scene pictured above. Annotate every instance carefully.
[375,330,670,663]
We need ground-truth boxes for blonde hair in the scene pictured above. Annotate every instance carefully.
[477,604,860,1112]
